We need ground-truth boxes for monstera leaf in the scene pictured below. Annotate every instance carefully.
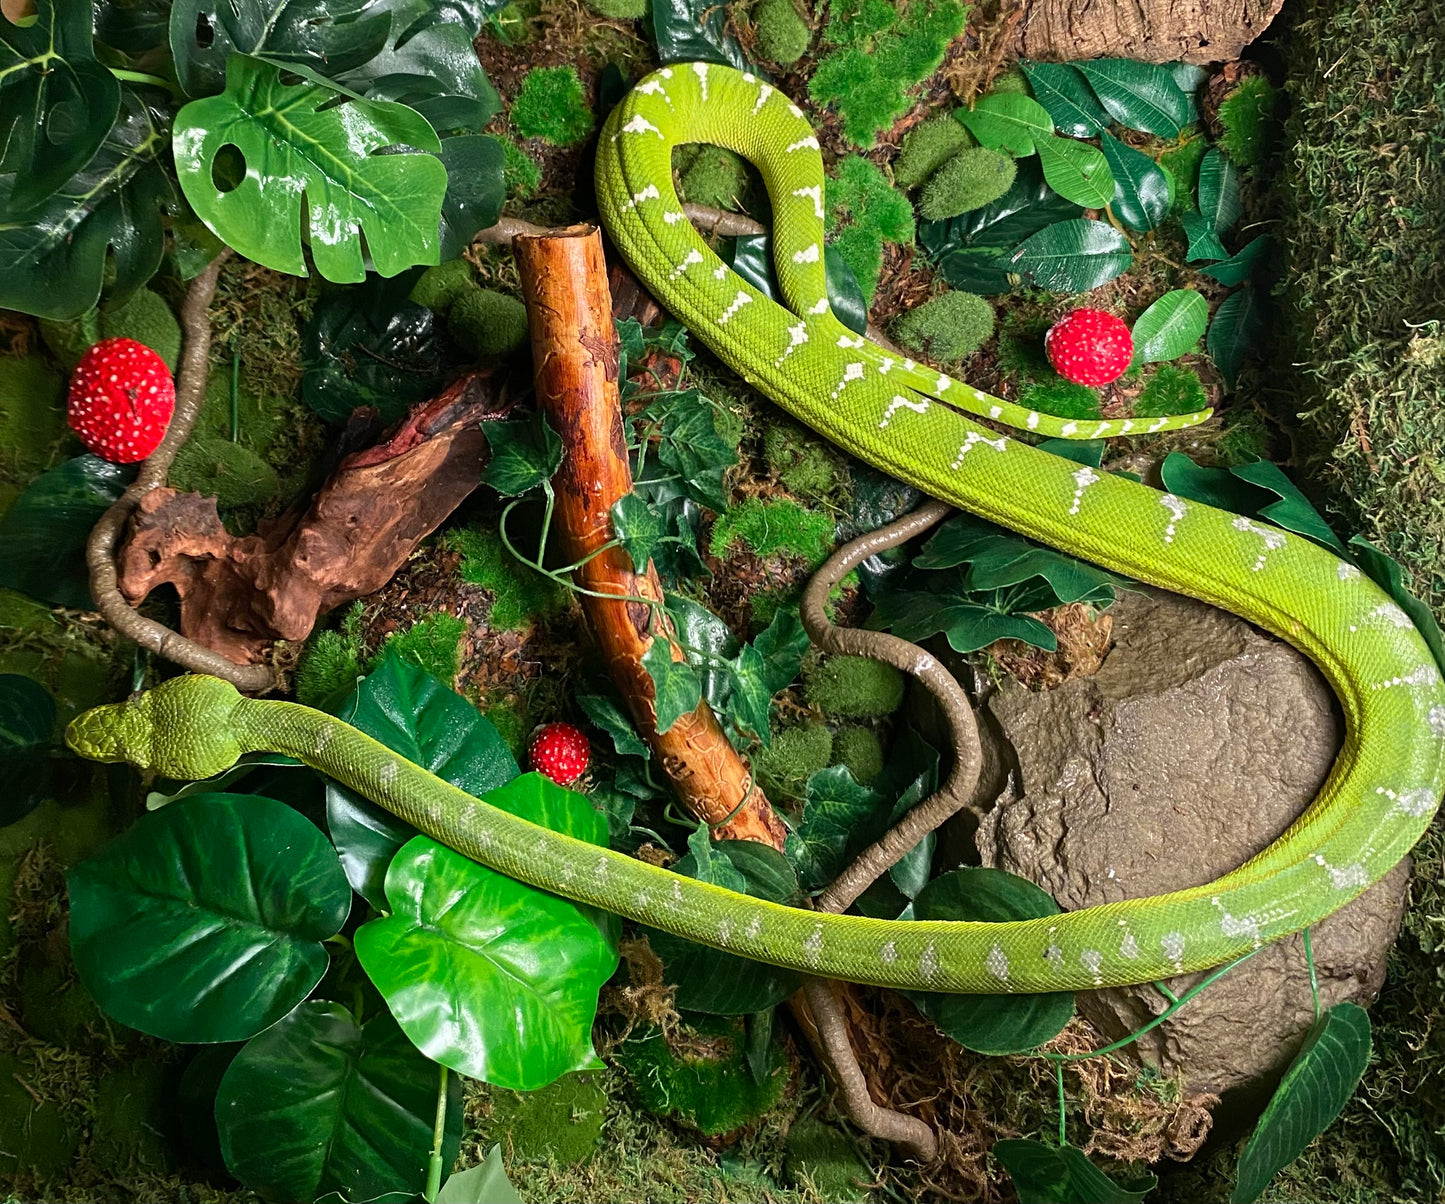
[173,56,449,282]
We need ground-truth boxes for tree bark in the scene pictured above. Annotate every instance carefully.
[1011,0,1286,65]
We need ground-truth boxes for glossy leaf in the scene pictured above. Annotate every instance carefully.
[786,765,886,891]
[1130,289,1208,365]
[0,455,131,608]
[577,692,651,760]
[1005,218,1132,293]
[1020,61,1108,138]
[217,1002,462,1204]
[1035,137,1115,209]
[1167,62,1209,95]
[482,413,564,495]
[1074,58,1194,138]
[0,0,120,214]
[869,587,1058,653]
[995,1139,1156,1204]
[67,795,351,1043]
[956,93,1055,156]
[612,491,666,571]
[1099,132,1169,232]
[437,1146,524,1204]
[95,0,174,53]
[1199,235,1271,286]
[727,234,868,336]
[354,777,620,1090]
[436,135,507,259]
[0,91,171,319]
[666,593,738,716]
[1232,1004,1372,1203]
[173,55,449,282]
[917,515,1123,601]
[1207,286,1265,388]
[1197,147,1241,237]
[0,675,59,827]
[651,0,754,71]
[1179,211,1228,262]
[646,387,737,511]
[641,634,703,733]
[326,652,518,910]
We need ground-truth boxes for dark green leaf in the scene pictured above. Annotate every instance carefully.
[0,675,59,827]
[578,693,650,760]
[1021,61,1109,138]
[355,777,619,1089]
[672,823,747,892]
[1035,438,1105,468]
[785,765,887,892]
[326,651,519,910]
[436,135,506,260]
[905,868,1074,1054]
[95,0,174,54]
[1199,235,1270,286]
[1005,218,1132,293]
[995,1139,1156,1204]
[437,1146,525,1204]
[666,593,739,712]
[1130,289,1208,365]
[726,235,868,336]
[1166,62,1209,95]
[1178,211,1228,262]
[750,606,811,694]
[1158,450,1270,513]
[0,455,131,607]
[68,795,351,1042]
[727,644,774,739]
[1232,1004,1372,1204]
[612,491,666,572]
[1206,286,1265,388]
[1197,147,1241,237]
[956,93,1055,156]
[482,413,564,495]
[745,1009,776,1084]
[217,1002,462,1204]
[648,389,737,511]
[868,587,1059,653]
[1231,460,1350,557]
[1074,59,1193,137]
[641,639,702,734]
[1036,137,1115,209]
[917,514,1123,601]
[1348,538,1445,677]
[1099,132,1169,232]
[651,0,754,70]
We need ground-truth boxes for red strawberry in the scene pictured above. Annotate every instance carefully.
[67,337,176,464]
[528,722,591,786]
[1044,309,1133,386]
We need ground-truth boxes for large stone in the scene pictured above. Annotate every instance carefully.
[977,589,1410,1097]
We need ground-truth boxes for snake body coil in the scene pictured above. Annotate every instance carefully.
[68,64,1445,995]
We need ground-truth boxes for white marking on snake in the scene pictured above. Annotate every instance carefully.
[787,135,820,152]
[789,102,804,118]
[476,827,494,851]
[1371,663,1441,692]
[623,183,659,209]
[380,761,398,786]
[691,62,709,99]
[989,405,1003,419]
[935,373,950,394]
[986,945,1010,982]
[1092,422,1111,437]
[1377,786,1439,818]
[314,725,335,754]
[1161,931,1185,971]
[793,243,820,264]
[1068,466,1101,515]
[878,396,928,429]
[1120,420,1134,433]
[1080,949,1104,984]
[775,321,810,367]
[1213,897,1264,948]
[880,940,898,965]
[1313,855,1368,890]
[1338,562,1362,581]
[902,358,915,371]
[561,860,575,885]
[717,918,732,946]
[831,361,865,399]
[1043,943,1064,970]
[1026,411,1040,430]
[1430,705,1445,739]
[951,432,1008,468]
[1119,931,1140,959]
[878,357,894,374]
[836,334,866,349]
[662,210,686,224]
[712,264,727,279]
[1232,516,1287,571]
[594,856,610,883]
[1160,494,1187,543]
[809,297,830,314]
[919,942,941,983]
[744,914,763,941]
[792,185,824,219]
[1351,602,1413,632]
[635,887,651,910]
[1061,421,1078,436]
[621,114,663,138]
[670,879,685,906]
[636,78,671,103]
[803,923,824,967]
[752,83,774,116]
[1148,417,1170,432]
[717,290,752,325]
[670,248,703,278]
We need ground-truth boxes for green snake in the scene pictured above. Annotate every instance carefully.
[68,63,1445,995]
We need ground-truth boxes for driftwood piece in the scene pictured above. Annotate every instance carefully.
[1010,0,1286,65]
[514,224,787,849]
[116,372,510,664]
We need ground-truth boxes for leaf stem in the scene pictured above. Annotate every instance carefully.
[1055,1060,1067,1146]
[425,1063,449,1202]
[109,67,183,98]
[1304,927,1321,1021]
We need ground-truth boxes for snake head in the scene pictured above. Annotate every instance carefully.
[66,675,246,779]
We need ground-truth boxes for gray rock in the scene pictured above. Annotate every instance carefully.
[976,589,1410,1097]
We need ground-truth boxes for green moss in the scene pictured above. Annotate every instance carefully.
[16,948,104,1049]
[0,354,66,488]
[586,0,646,16]
[893,114,974,188]
[1135,364,1208,418]
[1217,75,1279,168]
[753,0,810,63]
[483,694,529,759]
[830,724,884,783]
[381,612,467,684]
[169,435,281,508]
[409,258,476,312]
[501,137,543,198]
[893,289,995,362]
[449,289,531,358]
[762,416,852,504]
[1214,409,1272,466]
[1018,377,1103,421]
[680,146,752,212]
[39,288,181,372]
[709,497,835,567]
[1159,135,1208,212]
[989,67,1029,94]
[617,1015,792,1136]
[295,627,363,709]
[512,66,594,147]
[484,1073,607,1165]
[826,155,915,302]
[785,1116,872,1200]
[753,722,832,799]
[449,526,569,631]
[995,314,1053,379]
[918,146,1017,220]
[91,1062,173,1173]
[0,1052,80,1181]
[804,655,905,718]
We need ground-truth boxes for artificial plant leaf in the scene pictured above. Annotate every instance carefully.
[905,868,1074,1054]
[916,514,1123,601]
[785,764,887,892]
[1199,234,1271,286]
[436,1146,524,1204]
[94,0,174,54]
[1157,451,1273,519]
[354,777,620,1089]
[0,91,171,320]
[647,387,738,511]
[1035,137,1115,209]
[1035,437,1105,468]
[1230,459,1350,557]
[216,1002,462,1204]
[1197,147,1241,237]
[641,640,702,734]
[750,606,811,694]
[1074,58,1194,138]
[1348,538,1445,677]
[482,412,564,495]
[726,235,868,336]
[1020,61,1109,138]
[67,794,351,1043]
[955,92,1055,156]
[326,651,519,910]
[666,593,739,715]
[436,134,506,259]
[0,455,131,608]
[612,491,666,573]
[1178,210,1228,262]
[994,1139,1156,1204]
[651,0,754,71]
[1099,131,1169,232]
[577,692,650,760]
[918,157,1082,294]
[173,55,449,282]
[1206,286,1265,388]
[868,587,1059,654]
[727,644,774,739]
[1130,288,1208,365]
[0,0,121,214]
[1004,218,1132,293]
[1231,1003,1372,1204]
[0,674,59,828]
[1167,62,1209,95]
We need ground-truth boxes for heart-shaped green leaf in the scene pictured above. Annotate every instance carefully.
[870,588,1059,653]
[1207,286,1265,388]
[612,491,667,572]
[437,1146,524,1204]
[216,1002,462,1204]
[1197,148,1241,237]
[994,1139,1156,1203]
[68,794,351,1042]
[1020,61,1109,138]
[646,387,738,511]
[956,93,1055,156]
[354,776,620,1089]
[916,514,1125,601]
[1130,289,1208,365]
[173,55,449,283]
[577,692,650,760]
[1099,132,1169,232]
[1074,59,1193,138]
[1035,137,1115,209]
[482,413,563,496]
[1005,218,1132,293]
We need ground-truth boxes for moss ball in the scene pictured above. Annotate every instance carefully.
[919,147,1017,220]
[1135,364,1208,418]
[893,114,974,189]
[754,0,810,65]
[1216,75,1278,168]
[294,629,362,710]
[501,138,542,198]
[989,68,1030,95]
[409,258,476,313]
[41,288,181,372]
[168,436,281,508]
[805,655,905,719]
[680,145,752,211]
[511,66,594,147]
[831,724,884,782]
[586,0,646,16]
[449,289,530,358]
[753,723,833,800]
[893,289,995,363]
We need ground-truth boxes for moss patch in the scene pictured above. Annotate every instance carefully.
[1217,75,1279,169]
[804,655,905,719]
[1135,364,1208,418]
[0,354,67,490]
[825,156,915,303]
[710,498,834,567]
[918,147,1017,221]
[762,416,852,506]
[448,526,569,631]
[753,722,833,800]
[512,66,594,147]
[830,724,884,783]
[483,1073,607,1165]
[380,612,467,684]
[1018,377,1103,421]
[893,114,974,189]
[893,289,995,362]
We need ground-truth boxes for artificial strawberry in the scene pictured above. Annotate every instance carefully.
[67,337,177,464]
[528,722,591,786]
[1044,308,1133,387]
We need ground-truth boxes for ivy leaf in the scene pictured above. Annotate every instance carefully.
[173,56,449,283]
[666,593,739,714]
[671,824,748,891]
[1231,1004,1372,1203]
[437,1147,524,1204]
[955,93,1055,156]
[1074,58,1194,138]
[216,1002,462,1204]
[905,868,1074,1053]
[1179,211,1228,263]
[1200,234,1271,286]
[1035,137,1115,209]
[1197,148,1242,237]
[650,0,755,71]
[1348,538,1445,678]
[1005,218,1132,293]
[786,765,887,892]
[1099,131,1169,232]
[0,0,121,215]
[1130,289,1208,365]
[994,1139,1156,1204]
[726,234,868,336]
[641,639,702,733]
[750,606,811,694]
[727,645,774,739]
[647,388,737,511]
[577,693,651,760]
[1020,61,1109,138]
[1207,286,1266,388]
[95,0,174,54]
[612,491,666,572]
[482,413,563,495]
